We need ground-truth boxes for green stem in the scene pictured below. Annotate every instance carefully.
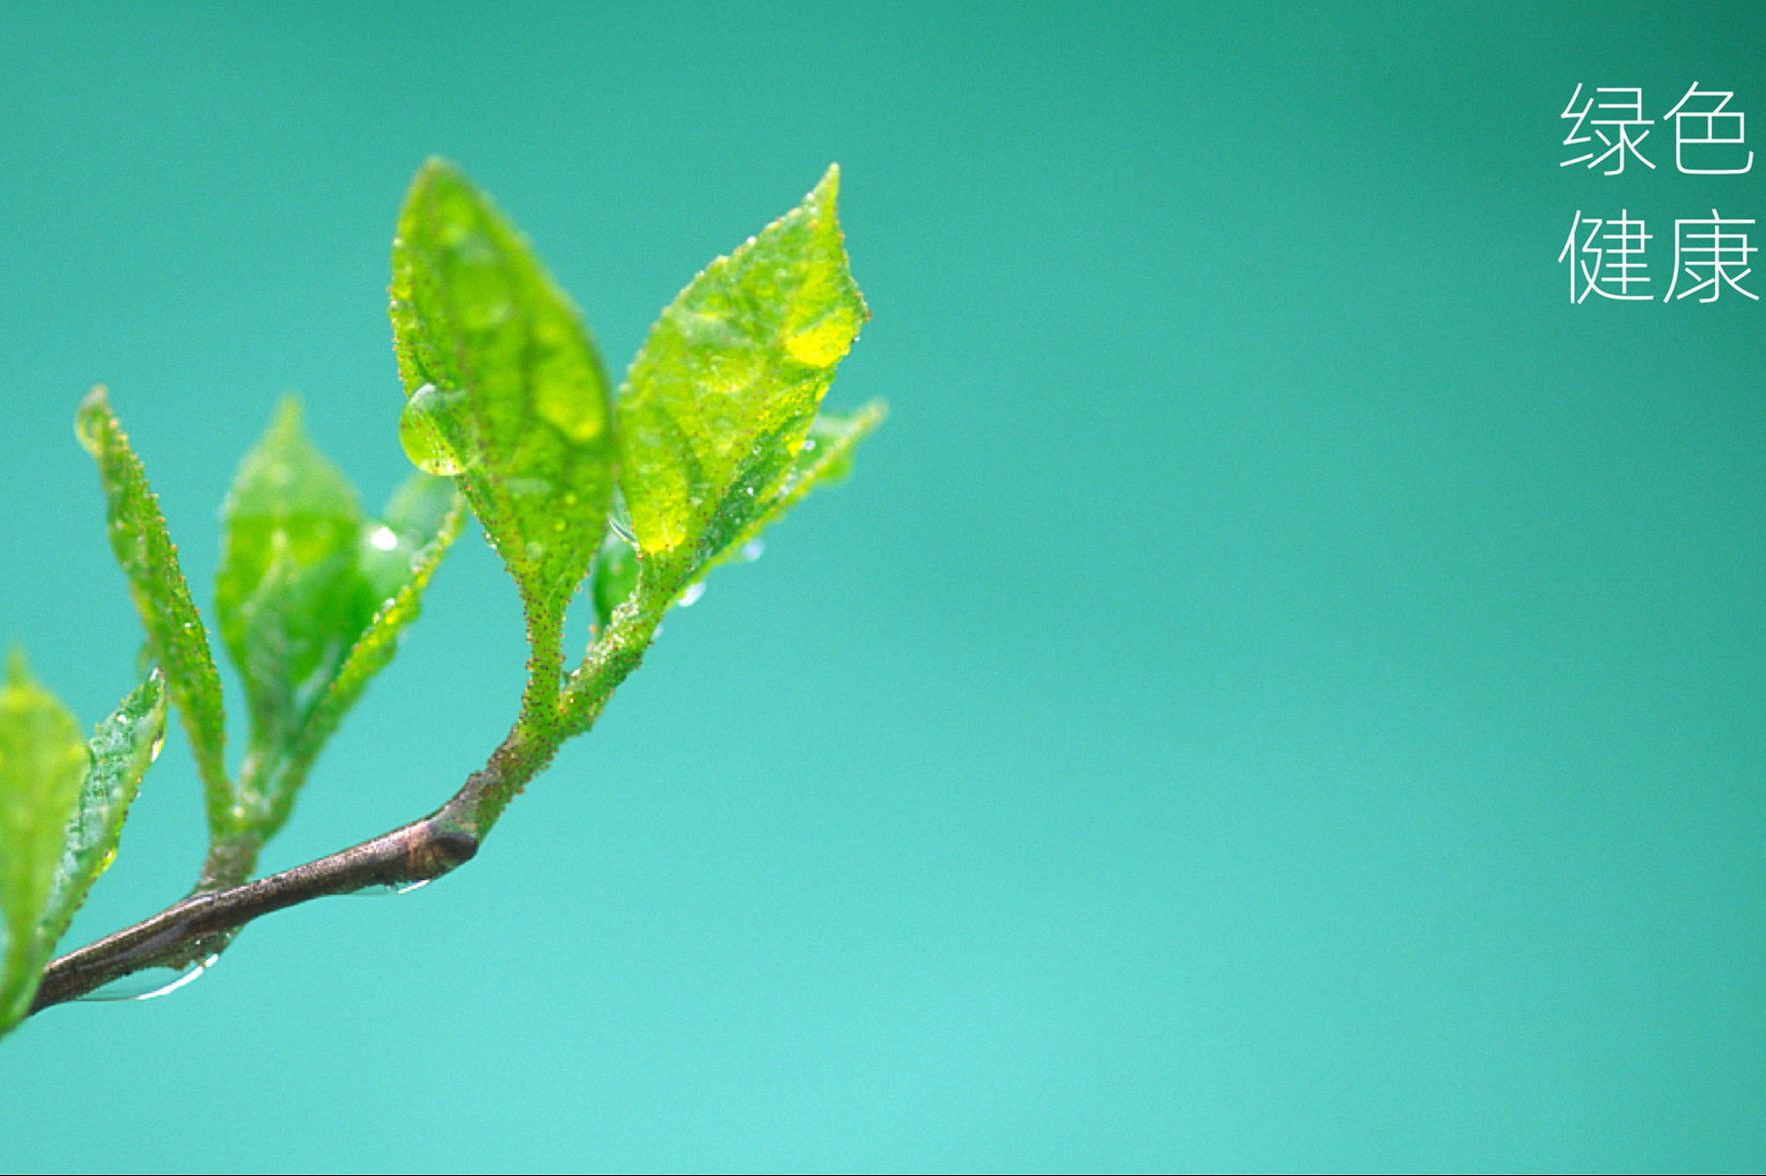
[517,592,566,730]
[559,595,662,739]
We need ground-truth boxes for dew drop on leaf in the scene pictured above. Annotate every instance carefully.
[608,501,635,544]
[398,384,468,476]
[74,407,105,456]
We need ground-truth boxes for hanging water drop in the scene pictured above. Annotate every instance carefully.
[677,582,707,609]
[345,878,433,898]
[76,955,218,1002]
[398,384,467,476]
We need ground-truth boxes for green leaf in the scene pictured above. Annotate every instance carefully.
[43,668,167,950]
[700,402,886,579]
[616,165,869,594]
[76,386,230,824]
[217,396,366,766]
[214,398,464,845]
[279,472,464,821]
[389,159,615,641]
[0,653,90,1034]
[591,532,640,632]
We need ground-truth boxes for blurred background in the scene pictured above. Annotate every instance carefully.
[2,2,1762,1170]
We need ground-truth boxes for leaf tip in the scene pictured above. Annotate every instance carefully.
[409,155,471,204]
[812,163,842,213]
[269,391,306,437]
[4,646,29,688]
[74,384,114,455]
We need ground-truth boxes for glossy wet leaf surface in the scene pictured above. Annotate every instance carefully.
[390,159,615,633]
[76,387,230,822]
[616,166,868,592]
[700,402,886,579]
[43,668,167,948]
[218,397,367,764]
[0,655,90,1033]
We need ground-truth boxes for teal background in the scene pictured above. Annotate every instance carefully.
[2,1,1763,1170]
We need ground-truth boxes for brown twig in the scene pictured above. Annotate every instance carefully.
[28,595,658,1018]
[28,736,515,1013]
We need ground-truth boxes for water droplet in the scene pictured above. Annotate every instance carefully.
[345,878,433,898]
[74,405,106,456]
[148,733,165,763]
[676,582,707,609]
[608,498,635,544]
[368,526,399,552]
[398,384,469,476]
[77,955,217,1002]
[739,539,765,563]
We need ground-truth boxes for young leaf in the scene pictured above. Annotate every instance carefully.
[214,400,463,846]
[76,387,231,825]
[217,397,366,769]
[590,533,640,632]
[389,159,615,640]
[616,165,869,594]
[699,402,886,579]
[42,669,167,949]
[276,472,464,826]
[0,654,89,1033]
